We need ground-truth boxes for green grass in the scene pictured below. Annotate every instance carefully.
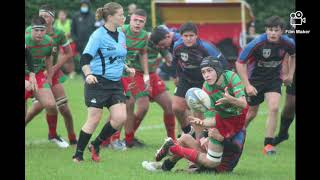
[25,75,295,180]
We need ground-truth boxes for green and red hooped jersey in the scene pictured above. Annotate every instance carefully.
[26,26,69,64]
[147,36,169,73]
[120,24,148,72]
[25,33,53,74]
[202,70,246,119]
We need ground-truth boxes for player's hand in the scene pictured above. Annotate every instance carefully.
[189,116,204,126]
[282,74,293,86]
[29,73,38,92]
[143,74,151,91]
[128,78,136,90]
[215,87,232,106]
[52,65,59,75]
[189,116,205,132]
[126,67,136,78]
[25,80,31,91]
[86,74,98,84]
[200,137,209,150]
[245,84,258,96]
[208,128,224,142]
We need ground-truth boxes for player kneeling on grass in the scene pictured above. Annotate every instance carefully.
[142,56,248,173]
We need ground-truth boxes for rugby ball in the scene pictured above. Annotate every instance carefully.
[185,88,211,113]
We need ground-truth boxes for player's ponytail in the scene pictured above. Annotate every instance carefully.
[95,7,104,21]
[96,2,123,21]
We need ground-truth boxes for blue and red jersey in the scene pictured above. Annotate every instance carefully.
[173,38,226,82]
[237,33,295,82]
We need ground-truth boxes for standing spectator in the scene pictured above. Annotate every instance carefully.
[71,0,96,57]
[246,21,259,44]
[124,3,137,24]
[54,9,76,78]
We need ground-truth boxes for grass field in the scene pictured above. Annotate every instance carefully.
[25,75,295,180]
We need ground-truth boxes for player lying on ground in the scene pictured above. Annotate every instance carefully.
[142,56,248,173]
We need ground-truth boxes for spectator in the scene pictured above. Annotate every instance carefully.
[71,0,96,56]
[124,3,137,24]
[54,9,76,78]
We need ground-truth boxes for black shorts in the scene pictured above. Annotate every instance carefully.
[245,79,282,106]
[84,75,126,109]
[174,78,204,98]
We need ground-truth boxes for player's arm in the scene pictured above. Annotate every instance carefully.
[25,48,37,91]
[25,48,34,73]
[140,40,150,86]
[288,54,296,81]
[216,73,247,108]
[80,34,100,84]
[236,43,258,96]
[54,45,72,71]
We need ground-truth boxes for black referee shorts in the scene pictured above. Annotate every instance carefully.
[84,75,126,109]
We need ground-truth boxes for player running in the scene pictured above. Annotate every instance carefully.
[235,16,295,155]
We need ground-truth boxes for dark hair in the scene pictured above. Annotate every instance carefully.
[150,26,169,44]
[31,16,47,26]
[264,16,285,29]
[96,2,122,21]
[179,22,198,35]
[133,9,147,17]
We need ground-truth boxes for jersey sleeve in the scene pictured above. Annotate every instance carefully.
[282,35,295,55]
[202,84,216,118]
[202,41,227,69]
[82,32,100,57]
[229,72,246,98]
[140,34,148,54]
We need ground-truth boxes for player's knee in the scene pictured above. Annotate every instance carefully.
[269,106,279,114]
[205,149,223,168]
[112,113,127,125]
[177,134,193,144]
[43,101,57,113]
[172,103,184,114]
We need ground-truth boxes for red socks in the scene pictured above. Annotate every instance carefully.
[164,113,176,140]
[169,145,199,163]
[125,132,134,145]
[46,114,57,138]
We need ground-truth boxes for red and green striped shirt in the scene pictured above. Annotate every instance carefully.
[203,70,246,118]
[26,26,69,64]
[25,33,53,74]
[121,24,148,72]
[147,36,169,73]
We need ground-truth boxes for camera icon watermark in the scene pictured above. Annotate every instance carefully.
[290,11,306,26]
[286,11,310,35]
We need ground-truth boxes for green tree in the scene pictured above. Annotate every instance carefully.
[25,0,153,31]
[246,0,295,33]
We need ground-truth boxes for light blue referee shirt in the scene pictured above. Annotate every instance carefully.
[83,26,127,81]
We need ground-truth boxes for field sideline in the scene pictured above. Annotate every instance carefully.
[25,75,295,180]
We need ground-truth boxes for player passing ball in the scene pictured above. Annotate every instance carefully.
[142,56,248,173]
